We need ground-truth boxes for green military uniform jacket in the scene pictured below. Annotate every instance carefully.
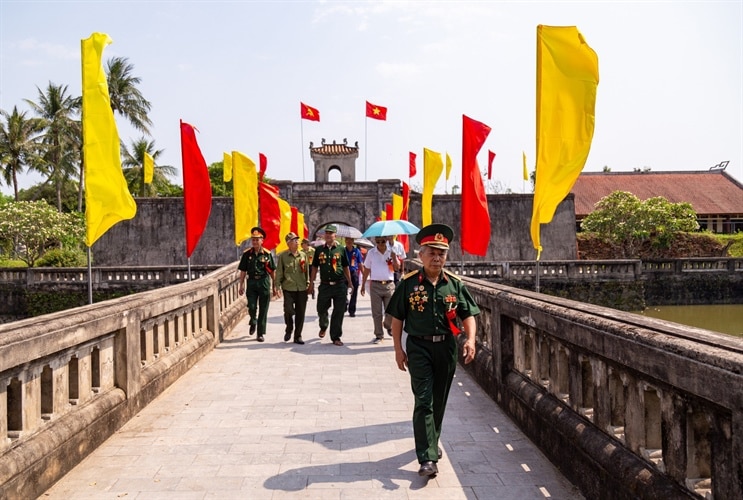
[275,249,310,292]
[238,247,276,291]
[386,268,480,336]
[311,243,349,283]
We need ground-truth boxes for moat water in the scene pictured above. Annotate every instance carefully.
[636,304,743,338]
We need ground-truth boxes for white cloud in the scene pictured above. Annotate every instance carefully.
[375,61,421,79]
[14,38,78,61]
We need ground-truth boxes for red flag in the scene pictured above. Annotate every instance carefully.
[409,152,417,178]
[488,150,496,180]
[385,203,393,221]
[290,206,299,234]
[259,182,282,250]
[259,153,267,181]
[461,115,491,256]
[399,182,410,251]
[180,120,212,258]
[300,102,320,122]
[365,101,387,120]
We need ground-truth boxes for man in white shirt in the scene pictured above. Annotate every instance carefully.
[361,236,399,343]
[387,235,407,284]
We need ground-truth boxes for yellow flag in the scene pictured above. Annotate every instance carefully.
[445,152,452,180]
[531,25,598,259]
[522,151,528,181]
[274,197,293,253]
[223,152,232,182]
[232,151,258,246]
[392,194,403,220]
[143,152,154,184]
[380,210,387,221]
[422,148,443,226]
[297,211,306,238]
[81,33,136,247]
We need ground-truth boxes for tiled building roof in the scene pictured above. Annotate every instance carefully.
[571,170,743,217]
[309,141,358,156]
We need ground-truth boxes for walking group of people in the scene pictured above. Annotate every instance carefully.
[236,222,480,478]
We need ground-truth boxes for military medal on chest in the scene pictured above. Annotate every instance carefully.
[444,294,458,311]
[408,286,429,312]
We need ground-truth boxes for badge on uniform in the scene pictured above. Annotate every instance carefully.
[444,294,458,311]
[409,288,429,312]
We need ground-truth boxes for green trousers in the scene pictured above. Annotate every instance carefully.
[316,282,347,341]
[405,334,457,463]
[247,278,271,336]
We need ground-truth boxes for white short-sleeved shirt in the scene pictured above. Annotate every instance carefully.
[389,240,407,260]
[364,246,395,281]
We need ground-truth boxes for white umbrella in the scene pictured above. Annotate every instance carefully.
[315,223,363,239]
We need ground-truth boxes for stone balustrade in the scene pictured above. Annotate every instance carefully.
[0,265,222,287]
[459,275,743,500]
[0,263,245,499]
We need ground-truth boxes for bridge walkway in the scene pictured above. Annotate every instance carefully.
[43,292,582,499]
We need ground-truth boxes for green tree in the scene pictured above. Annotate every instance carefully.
[208,161,233,196]
[0,106,44,201]
[580,191,699,258]
[106,57,153,134]
[0,200,85,266]
[24,82,82,212]
[121,137,175,196]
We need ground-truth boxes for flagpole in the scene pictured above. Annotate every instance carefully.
[364,117,368,181]
[300,119,306,182]
[87,247,93,304]
[188,256,192,282]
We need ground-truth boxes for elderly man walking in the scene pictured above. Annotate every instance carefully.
[309,225,352,346]
[386,223,480,478]
[274,232,310,345]
[237,227,277,343]
[361,236,399,343]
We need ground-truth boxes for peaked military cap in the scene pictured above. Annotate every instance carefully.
[250,227,266,238]
[416,223,454,250]
[285,231,299,242]
[324,224,338,233]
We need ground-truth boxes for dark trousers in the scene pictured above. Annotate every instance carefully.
[283,289,308,339]
[347,271,359,316]
[247,280,270,336]
[405,334,457,463]
[317,282,347,341]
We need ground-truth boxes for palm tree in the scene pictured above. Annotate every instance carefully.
[25,82,82,211]
[0,107,44,201]
[106,57,153,135]
[121,137,175,197]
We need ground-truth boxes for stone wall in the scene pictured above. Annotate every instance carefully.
[90,183,577,266]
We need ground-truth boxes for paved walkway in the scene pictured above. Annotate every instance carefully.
[43,292,582,499]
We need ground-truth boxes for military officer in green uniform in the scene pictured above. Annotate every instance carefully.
[309,224,352,346]
[386,223,480,478]
[237,227,277,342]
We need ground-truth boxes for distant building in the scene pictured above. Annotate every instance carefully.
[571,168,743,233]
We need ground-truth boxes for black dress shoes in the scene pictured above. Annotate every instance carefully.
[249,324,256,335]
[294,338,305,345]
[257,335,264,342]
[418,461,438,477]
[284,332,291,342]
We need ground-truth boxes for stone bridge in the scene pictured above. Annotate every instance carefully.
[0,263,741,499]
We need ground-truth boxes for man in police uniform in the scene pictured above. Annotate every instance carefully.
[386,223,479,478]
[309,225,352,346]
[237,227,277,342]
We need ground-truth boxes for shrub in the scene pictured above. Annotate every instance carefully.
[36,248,87,267]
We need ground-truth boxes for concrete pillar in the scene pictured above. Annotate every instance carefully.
[22,368,42,435]
[99,336,115,391]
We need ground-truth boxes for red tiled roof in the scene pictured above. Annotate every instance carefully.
[571,170,743,217]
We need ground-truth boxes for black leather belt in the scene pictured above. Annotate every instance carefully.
[248,275,265,280]
[372,280,392,285]
[321,280,345,285]
[412,334,449,343]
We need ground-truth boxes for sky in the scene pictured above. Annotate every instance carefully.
[1,0,741,197]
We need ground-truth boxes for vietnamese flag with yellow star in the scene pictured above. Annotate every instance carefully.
[365,101,387,120]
